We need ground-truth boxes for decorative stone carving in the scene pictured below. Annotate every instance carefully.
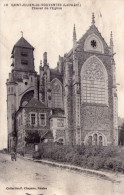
[82,56,106,81]
[84,33,104,54]
[81,56,108,105]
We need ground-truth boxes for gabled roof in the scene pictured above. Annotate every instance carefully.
[66,24,110,58]
[12,37,34,54]
[24,98,48,109]
[78,24,109,47]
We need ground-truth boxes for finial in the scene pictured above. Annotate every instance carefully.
[21,31,23,37]
[92,13,95,25]
[40,60,42,66]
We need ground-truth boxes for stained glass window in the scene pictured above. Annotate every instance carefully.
[51,80,62,108]
[81,56,108,104]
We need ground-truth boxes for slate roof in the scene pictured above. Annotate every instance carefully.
[12,37,34,54]
[24,98,48,109]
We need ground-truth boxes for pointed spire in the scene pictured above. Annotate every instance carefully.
[110,31,114,53]
[73,24,77,49]
[92,13,95,25]
[73,24,77,41]
[110,31,113,46]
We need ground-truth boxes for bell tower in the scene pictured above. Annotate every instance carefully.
[6,36,36,152]
[11,36,35,73]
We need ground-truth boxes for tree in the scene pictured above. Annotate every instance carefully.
[25,131,40,144]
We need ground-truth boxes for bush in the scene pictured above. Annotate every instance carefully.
[32,151,41,159]
[93,157,105,170]
[81,156,88,168]
[104,158,124,172]
[33,143,124,173]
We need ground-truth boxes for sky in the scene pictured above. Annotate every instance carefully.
[0,0,124,149]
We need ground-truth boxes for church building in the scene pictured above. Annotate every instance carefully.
[6,14,118,153]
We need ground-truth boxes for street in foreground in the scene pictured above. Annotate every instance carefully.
[0,153,124,195]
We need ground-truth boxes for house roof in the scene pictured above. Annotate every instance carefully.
[49,108,65,118]
[40,130,53,139]
[12,37,34,54]
[24,98,48,109]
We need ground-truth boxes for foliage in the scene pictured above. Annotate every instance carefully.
[32,151,41,159]
[33,143,124,173]
[25,130,40,144]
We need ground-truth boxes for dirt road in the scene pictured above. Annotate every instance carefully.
[0,153,124,195]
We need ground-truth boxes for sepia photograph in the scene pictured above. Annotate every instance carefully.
[0,0,124,194]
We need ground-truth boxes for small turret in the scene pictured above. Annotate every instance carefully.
[43,52,47,66]
[57,55,64,73]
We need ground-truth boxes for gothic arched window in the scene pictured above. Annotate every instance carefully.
[51,79,63,108]
[85,132,107,146]
[81,56,108,105]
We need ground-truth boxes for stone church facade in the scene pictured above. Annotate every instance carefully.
[6,14,118,153]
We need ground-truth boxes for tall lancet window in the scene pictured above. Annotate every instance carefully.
[81,56,108,105]
[51,79,63,108]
